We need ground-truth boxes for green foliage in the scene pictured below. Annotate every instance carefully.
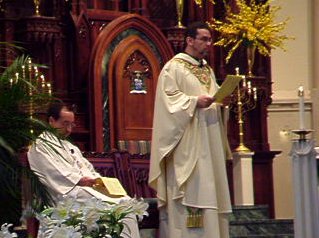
[0,53,55,224]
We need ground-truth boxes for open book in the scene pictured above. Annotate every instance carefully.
[213,75,243,103]
[93,177,127,198]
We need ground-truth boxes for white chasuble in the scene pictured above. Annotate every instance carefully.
[149,53,232,238]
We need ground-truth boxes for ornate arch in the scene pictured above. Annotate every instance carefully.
[89,14,174,151]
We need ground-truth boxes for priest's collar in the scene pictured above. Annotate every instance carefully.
[175,53,207,67]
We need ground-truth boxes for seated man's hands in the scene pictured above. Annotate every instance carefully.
[197,95,215,108]
[78,176,96,187]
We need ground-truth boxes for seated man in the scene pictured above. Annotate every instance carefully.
[28,101,140,238]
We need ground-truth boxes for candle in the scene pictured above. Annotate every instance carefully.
[21,65,25,80]
[253,87,257,100]
[247,81,252,93]
[34,66,38,88]
[41,75,45,89]
[34,66,38,77]
[242,77,247,88]
[15,72,19,83]
[298,86,305,129]
[28,58,32,82]
[47,82,52,96]
[235,67,240,75]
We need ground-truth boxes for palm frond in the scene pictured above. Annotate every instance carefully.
[0,52,59,223]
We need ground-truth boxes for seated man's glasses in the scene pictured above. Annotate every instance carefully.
[62,121,76,128]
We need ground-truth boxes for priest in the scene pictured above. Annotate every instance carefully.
[28,101,140,238]
[149,22,232,238]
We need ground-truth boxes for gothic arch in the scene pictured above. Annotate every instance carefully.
[89,13,174,151]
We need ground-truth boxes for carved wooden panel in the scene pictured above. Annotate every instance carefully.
[83,151,119,178]
[109,35,160,146]
[129,154,156,198]
[90,14,174,152]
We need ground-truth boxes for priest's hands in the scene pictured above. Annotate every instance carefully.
[78,176,96,187]
[197,95,216,108]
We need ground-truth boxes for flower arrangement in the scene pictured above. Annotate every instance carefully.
[0,223,17,238]
[206,0,292,63]
[35,195,148,238]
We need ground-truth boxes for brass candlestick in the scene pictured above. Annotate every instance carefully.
[229,68,258,152]
[33,0,41,16]
[175,0,185,28]
[291,129,313,141]
[28,58,34,134]
[235,83,250,152]
[12,58,52,128]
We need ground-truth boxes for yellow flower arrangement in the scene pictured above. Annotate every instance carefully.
[205,0,292,63]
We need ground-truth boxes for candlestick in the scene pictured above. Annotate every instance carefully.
[41,75,45,88]
[15,72,19,83]
[298,86,305,130]
[47,82,52,96]
[175,0,185,28]
[242,78,247,88]
[34,66,38,88]
[22,65,25,80]
[235,67,240,75]
[34,66,38,77]
[253,87,257,100]
[247,81,252,94]
[28,58,32,82]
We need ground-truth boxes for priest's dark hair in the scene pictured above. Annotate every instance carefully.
[47,100,77,121]
[185,21,211,39]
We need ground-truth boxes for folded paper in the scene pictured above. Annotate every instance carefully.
[213,75,243,103]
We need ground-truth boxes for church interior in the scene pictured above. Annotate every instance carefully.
[0,0,317,237]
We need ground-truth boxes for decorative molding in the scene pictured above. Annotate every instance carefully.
[17,17,65,43]
[268,99,312,112]
[78,23,88,38]
[164,26,186,54]
[272,89,311,101]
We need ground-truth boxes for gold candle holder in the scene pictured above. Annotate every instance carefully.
[291,129,313,141]
[229,68,258,152]
[33,0,41,16]
[19,59,51,127]
[235,83,251,152]
[175,0,185,28]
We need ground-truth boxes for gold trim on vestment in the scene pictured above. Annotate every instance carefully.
[186,207,204,228]
[173,58,211,92]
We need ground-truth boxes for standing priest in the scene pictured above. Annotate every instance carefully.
[149,22,232,238]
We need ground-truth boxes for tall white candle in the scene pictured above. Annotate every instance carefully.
[298,86,305,129]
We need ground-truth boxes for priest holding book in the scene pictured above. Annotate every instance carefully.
[28,100,140,238]
[149,22,233,238]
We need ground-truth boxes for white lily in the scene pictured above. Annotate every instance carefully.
[0,223,17,238]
